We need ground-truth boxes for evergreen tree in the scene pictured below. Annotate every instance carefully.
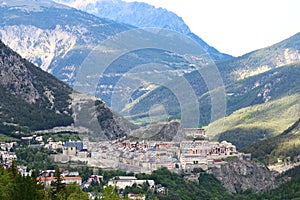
[7,160,18,178]
[51,167,66,199]
[0,167,13,200]
[65,183,89,200]
[101,185,122,200]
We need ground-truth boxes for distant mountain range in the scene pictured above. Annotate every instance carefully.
[54,0,232,60]
[1,0,300,151]
[124,33,300,122]
[122,33,300,150]
[0,0,224,125]
[0,0,131,77]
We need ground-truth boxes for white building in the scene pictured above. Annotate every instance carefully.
[108,176,155,190]
[37,176,82,187]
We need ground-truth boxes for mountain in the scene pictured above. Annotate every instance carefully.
[0,0,131,80]
[54,0,232,60]
[0,39,73,132]
[202,62,300,146]
[2,1,300,139]
[242,119,300,165]
[219,32,300,83]
[0,0,222,121]
[0,39,131,141]
[123,33,300,127]
[129,120,183,141]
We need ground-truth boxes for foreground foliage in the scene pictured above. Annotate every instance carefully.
[3,163,300,199]
[0,162,43,200]
[136,167,232,200]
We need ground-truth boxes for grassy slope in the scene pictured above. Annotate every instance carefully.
[206,94,300,149]
[242,119,300,165]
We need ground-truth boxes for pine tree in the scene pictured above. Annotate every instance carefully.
[7,160,18,178]
[101,185,122,200]
[51,167,66,199]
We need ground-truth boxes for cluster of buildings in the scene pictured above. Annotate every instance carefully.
[37,169,157,200]
[51,128,247,174]
[1,128,249,176]
[180,140,237,171]
[0,142,17,166]
[0,128,251,199]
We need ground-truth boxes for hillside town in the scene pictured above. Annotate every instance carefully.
[0,128,250,173]
[0,128,251,199]
[51,128,249,173]
[2,130,248,167]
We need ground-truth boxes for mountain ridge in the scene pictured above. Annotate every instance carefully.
[0,0,131,76]
[123,32,300,126]
[1,1,300,146]
[54,0,232,60]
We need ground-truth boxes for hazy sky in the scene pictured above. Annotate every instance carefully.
[124,0,300,56]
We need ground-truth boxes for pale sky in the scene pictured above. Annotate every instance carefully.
[124,0,300,56]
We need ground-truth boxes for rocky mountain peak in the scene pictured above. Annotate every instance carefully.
[55,0,232,60]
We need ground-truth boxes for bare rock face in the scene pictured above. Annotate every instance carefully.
[210,159,288,193]
[0,1,130,85]
[0,41,41,103]
[129,120,183,141]
[70,93,132,141]
[0,25,77,72]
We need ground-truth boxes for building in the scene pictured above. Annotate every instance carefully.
[179,140,238,170]
[63,146,77,156]
[40,170,55,178]
[88,175,103,183]
[17,166,32,177]
[45,141,63,150]
[0,151,17,164]
[127,193,146,200]
[156,185,168,195]
[108,176,155,190]
[65,141,84,151]
[37,176,82,187]
[62,171,80,176]
[183,128,206,140]
[63,141,85,156]
[0,142,17,151]
[35,136,43,142]
[82,175,104,189]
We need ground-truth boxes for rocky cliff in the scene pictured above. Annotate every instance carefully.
[129,120,184,141]
[210,159,288,193]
